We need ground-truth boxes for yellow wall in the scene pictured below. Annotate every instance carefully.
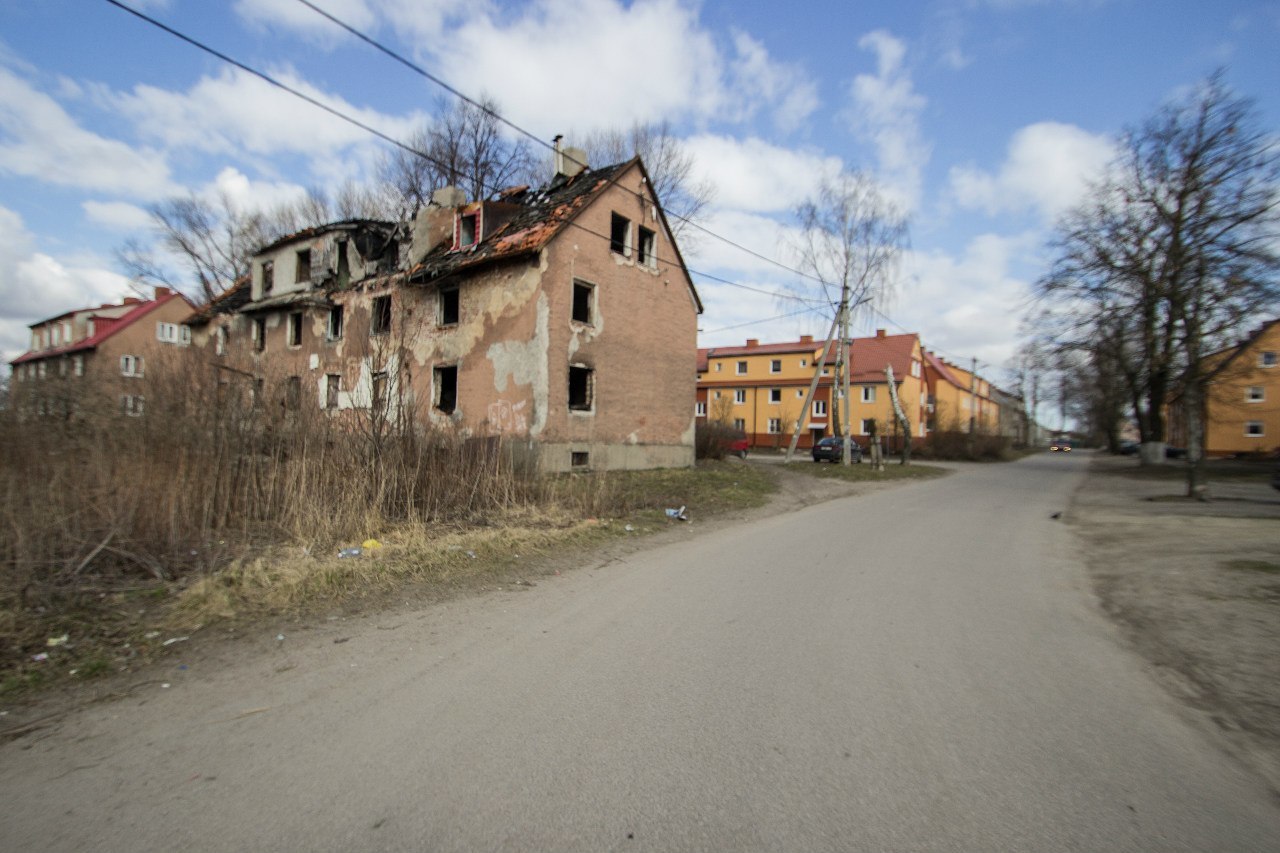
[1203,322,1280,455]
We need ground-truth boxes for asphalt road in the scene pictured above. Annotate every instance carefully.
[3,454,1278,852]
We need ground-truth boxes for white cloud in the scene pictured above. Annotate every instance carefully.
[83,200,154,232]
[0,66,174,199]
[685,135,842,214]
[0,206,132,362]
[233,0,379,42]
[104,66,420,160]
[726,30,820,132]
[947,121,1114,221]
[844,30,930,212]
[899,231,1042,368]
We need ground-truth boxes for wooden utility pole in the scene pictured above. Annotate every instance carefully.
[968,356,978,456]
[839,282,853,466]
[784,312,841,463]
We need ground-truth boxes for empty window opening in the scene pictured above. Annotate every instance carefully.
[215,327,228,355]
[327,305,344,340]
[261,260,274,294]
[568,365,594,410]
[571,451,590,468]
[287,312,303,347]
[286,376,301,411]
[120,395,144,417]
[769,388,782,403]
[572,281,594,324]
[253,317,266,352]
[371,372,388,414]
[610,213,630,256]
[371,295,391,335]
[336,241,350,286]
[457,212,479,249]
[434,365,458,414]
[638,227,656,268]
[440,287,460,326]
[326,374,341,410]
[296,249,311,283]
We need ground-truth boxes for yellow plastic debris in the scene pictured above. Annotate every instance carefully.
[361,539,383,551]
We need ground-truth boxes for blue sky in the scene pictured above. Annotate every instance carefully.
[2,0,1277,380]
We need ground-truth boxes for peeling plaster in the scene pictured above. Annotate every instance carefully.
[487,292,549,436]
[681,415,697,446]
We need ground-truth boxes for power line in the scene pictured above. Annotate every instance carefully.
[702,306,823,334]
[287,0,831,290]
[103,0,821,309]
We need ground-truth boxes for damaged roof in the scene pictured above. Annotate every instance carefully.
[184,277,252,326]
[408,158,652,284]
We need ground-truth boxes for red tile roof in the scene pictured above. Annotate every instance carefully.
[847,332,920,382]
[923,350,966,389]
[9,291,195,366]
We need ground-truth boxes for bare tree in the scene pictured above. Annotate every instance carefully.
[1036,73,1280,495]
[578,121,715,243]
[379,95,538,215]
[786,170,909,465]
[118,188,354,305]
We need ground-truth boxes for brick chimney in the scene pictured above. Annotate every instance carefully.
[875,328,886,338]
[154,285,172,300]
[745,338,760,348]
[800,335,813,344]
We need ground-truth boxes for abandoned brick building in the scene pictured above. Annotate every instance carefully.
[186,154,703,471]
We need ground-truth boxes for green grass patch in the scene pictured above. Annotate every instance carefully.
[789,461,950,483]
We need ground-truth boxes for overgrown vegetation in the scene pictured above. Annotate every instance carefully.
[913,428,1017,462]
[1,364,776,691]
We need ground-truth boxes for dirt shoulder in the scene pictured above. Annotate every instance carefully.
[1068,454,1280,792]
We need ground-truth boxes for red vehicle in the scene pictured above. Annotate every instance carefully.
[727,435,749,459]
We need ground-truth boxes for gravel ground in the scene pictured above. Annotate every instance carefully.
[1069,453,1280,793]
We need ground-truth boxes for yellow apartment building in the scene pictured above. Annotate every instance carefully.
[697,330,929,451]
[1170,318,1280,456]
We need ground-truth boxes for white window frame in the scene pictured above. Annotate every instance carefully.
[860,418,874,436]
[736,361,747,376]
[733,418,745,432]
[734,389,746,405]
[1259,351,1277,368]
[120,394,145,417]
[813,400,827,417]
[695,401,707,417]
[769,388,782,404]
[767,418,781,434]
[861,386,875,403]
[120,355,144,377]
[770,359,782,374]
[1246,386,1265,402]
[1245,421,1265,437]
[73,355,83,377]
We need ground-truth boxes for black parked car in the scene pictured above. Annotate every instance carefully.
[812,436,863,463]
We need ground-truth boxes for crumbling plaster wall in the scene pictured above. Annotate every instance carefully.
[533,165,698,468]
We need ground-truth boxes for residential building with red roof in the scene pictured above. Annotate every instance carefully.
[188,153,702,472]
[697,329,929,451]
[8,286,196,418]
[922,350,999,434]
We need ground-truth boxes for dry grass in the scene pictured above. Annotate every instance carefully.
[1,354,776,692]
